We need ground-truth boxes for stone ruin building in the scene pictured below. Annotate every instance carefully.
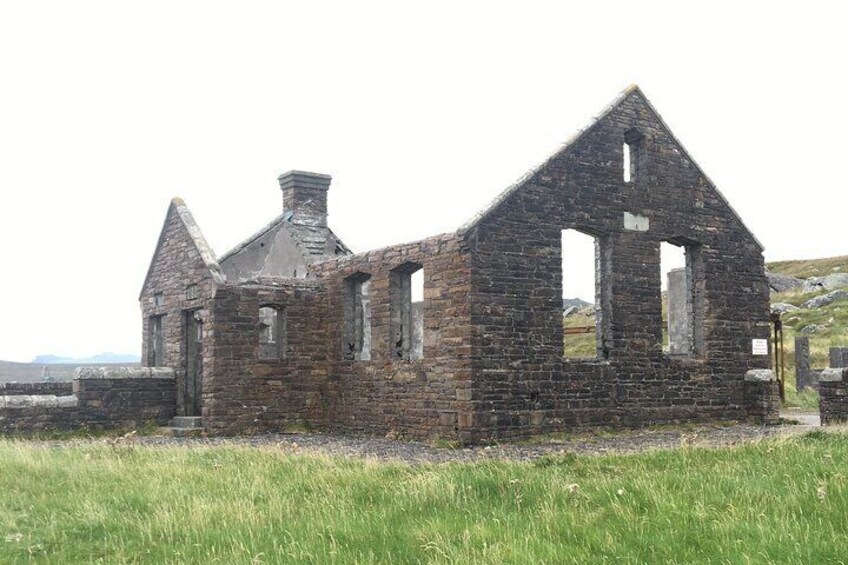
[131,85,783,442]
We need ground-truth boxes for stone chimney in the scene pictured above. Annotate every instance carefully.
[278,170,332,227]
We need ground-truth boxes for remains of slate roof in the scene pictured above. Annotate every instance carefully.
[217,171,351,281]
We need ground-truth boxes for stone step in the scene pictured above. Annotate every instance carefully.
[165,427,204,438]
[170,416,203,429]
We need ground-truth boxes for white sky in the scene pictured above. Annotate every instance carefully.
[1,1,846,362]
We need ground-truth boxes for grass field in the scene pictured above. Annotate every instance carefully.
[2,431,848,563]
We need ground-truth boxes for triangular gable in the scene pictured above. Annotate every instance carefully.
[139,198,225,299]
[217,213,288,265]
[459,85,764,251]
[218,212,352,280]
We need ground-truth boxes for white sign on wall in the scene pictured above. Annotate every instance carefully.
[752,339,769,356]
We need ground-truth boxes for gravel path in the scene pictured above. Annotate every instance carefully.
[32,412,820,465]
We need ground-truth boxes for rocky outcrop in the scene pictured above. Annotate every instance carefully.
[563,297,592,309]
[766,271,803,293]
[803,289,848,309]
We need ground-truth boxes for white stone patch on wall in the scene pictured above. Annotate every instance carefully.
[1,395,79,408]
[623,212,649,232]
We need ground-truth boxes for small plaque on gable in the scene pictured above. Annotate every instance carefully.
[623,212,649,232]
[752,339,769,356]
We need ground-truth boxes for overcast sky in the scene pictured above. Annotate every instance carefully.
[1,2,845,362]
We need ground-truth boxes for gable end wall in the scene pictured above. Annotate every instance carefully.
[140,208,218,415]
[464,90,771,439]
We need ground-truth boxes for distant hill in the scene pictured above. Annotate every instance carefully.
[32,352,140,365]
[767,255,848,280]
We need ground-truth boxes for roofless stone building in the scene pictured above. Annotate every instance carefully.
[139,86,779,441]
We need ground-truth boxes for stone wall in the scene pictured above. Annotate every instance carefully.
[202,280,330,435]
[311,233,474,440]
[820,368,848,425]
[460,88,771,440]
[0,367,175,434]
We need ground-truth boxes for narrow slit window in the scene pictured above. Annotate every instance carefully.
[391,262,424,361]
[149,315,164,367]
[343,273,372,361]
[259,306,286,360]
[562,229,608,359]
[624,128,644,183]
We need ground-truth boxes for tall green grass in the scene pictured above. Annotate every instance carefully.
[2,432,848,563]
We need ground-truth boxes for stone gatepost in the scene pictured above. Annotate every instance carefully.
[795,337,811,391]
[744,369,780,425]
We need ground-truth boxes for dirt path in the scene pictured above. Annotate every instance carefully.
[69,413,822,465]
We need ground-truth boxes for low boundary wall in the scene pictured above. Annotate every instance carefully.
[0,367,176,434]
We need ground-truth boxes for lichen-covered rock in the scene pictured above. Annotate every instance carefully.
[802,273,848,293]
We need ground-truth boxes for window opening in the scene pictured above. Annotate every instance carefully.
[149,315,164,367]
[661,241,699,355]
[259,306,286,360]
[343,273,372,361]
[624,128,644,183]
[562,229,607,359]
[391,262,424,361]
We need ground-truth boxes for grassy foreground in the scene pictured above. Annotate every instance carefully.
[2,433,848,563]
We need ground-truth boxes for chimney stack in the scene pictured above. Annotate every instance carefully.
[278,170,332,227]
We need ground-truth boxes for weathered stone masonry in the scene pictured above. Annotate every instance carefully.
[133,86,777,442]
[459,88,773,439]
[311,233,474,438]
